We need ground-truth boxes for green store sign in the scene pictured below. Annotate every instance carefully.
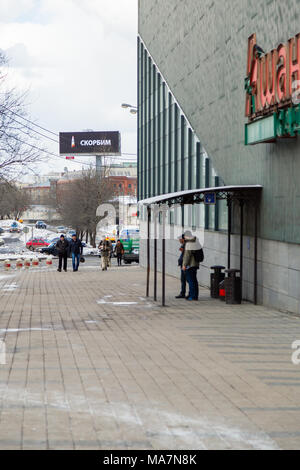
[245,106,300,145]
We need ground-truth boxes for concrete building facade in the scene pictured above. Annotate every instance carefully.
[138,0,300,313]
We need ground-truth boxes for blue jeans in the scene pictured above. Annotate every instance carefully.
[185,267,199,300]
[72,253,80,271]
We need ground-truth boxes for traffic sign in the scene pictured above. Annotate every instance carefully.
[204,192,216,205]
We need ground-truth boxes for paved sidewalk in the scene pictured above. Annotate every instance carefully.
[0,263,300,450]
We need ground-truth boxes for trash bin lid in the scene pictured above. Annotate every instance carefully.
[225,268,240,275]
[211,265,226,270]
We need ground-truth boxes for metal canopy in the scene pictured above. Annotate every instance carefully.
[139,185,263,207]
[141,184,262,308]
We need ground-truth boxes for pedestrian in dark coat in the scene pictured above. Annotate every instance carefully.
[175,234,189,299]
[69,234,83,272]
[115,240,124,266]
[56,235,69,272]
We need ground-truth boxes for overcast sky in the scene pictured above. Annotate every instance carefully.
[0,0,138,178]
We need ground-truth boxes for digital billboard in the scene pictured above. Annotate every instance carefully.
[59,131,121,155]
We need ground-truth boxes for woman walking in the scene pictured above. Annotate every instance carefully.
[115,239,124,266]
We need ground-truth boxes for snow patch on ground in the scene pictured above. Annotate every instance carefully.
[96,295,155,310]
[0,327,53,334]
[0,273,16,282]
[0,220,23,230]
[97,299,139,306]
[1,283,19,292]
[0,387,279,449]
[20,228,57,244]
[0,253,50,261]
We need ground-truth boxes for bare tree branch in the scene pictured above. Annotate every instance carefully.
[0,53,42,179]
[57,168,114,247]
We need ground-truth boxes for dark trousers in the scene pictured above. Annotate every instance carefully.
[180,269,187,296]
[185,267,199,300]
[58,253,68,271]
[117,253,122,266]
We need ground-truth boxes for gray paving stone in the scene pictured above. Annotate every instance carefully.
[0,265,299,449]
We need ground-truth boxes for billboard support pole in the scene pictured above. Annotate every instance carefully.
[96,156,102,175]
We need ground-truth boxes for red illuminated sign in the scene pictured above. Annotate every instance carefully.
[245,33,300,119]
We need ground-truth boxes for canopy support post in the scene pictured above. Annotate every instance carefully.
[254,202,258,305]
[154,208,157,302]
[162,209,166,307]
[146,206,151,298]
[227,199,232,269]
[240,200,244,300]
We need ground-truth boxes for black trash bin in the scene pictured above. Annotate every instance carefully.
[219,280,226,301]
[224,269,241,304]
[210,265,225,298]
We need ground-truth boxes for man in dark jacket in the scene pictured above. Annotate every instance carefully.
[114,239,124,266]
[56,235,69,272]
[69,234,83,272]
[176,234,188,299]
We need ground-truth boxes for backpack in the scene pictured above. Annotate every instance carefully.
[192,248,204,263]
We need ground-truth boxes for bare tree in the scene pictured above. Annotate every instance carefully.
[57,168,114,247]
[0,181,30,220]
[0,52,41,180]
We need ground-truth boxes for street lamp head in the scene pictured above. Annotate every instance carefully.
[121,103,137,109]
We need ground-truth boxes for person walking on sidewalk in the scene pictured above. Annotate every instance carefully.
[69,233,83,272]
[56,234,69,272]
[99,236,112,271]
[114,239,124,266]
[175,234,188,299]
[182,230,202,301]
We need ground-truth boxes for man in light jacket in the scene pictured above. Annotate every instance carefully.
[182,230,202,301]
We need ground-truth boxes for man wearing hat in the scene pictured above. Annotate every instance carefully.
[182,230,202,301]
[69,233,83,272]
[56,234,69,272]
[98,236,112,271]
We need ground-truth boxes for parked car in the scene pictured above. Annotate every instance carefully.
[41,237,86,256]
[67,230,76,238]
[10,221,21,233]
[0,237,5,246]
[56,226,66,233]
[0,227,4,235]
[40,241,60,256]
[35,220,47,229]
[26,238,50,251]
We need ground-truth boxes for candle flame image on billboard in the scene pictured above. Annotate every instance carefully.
[59,131,121,156]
